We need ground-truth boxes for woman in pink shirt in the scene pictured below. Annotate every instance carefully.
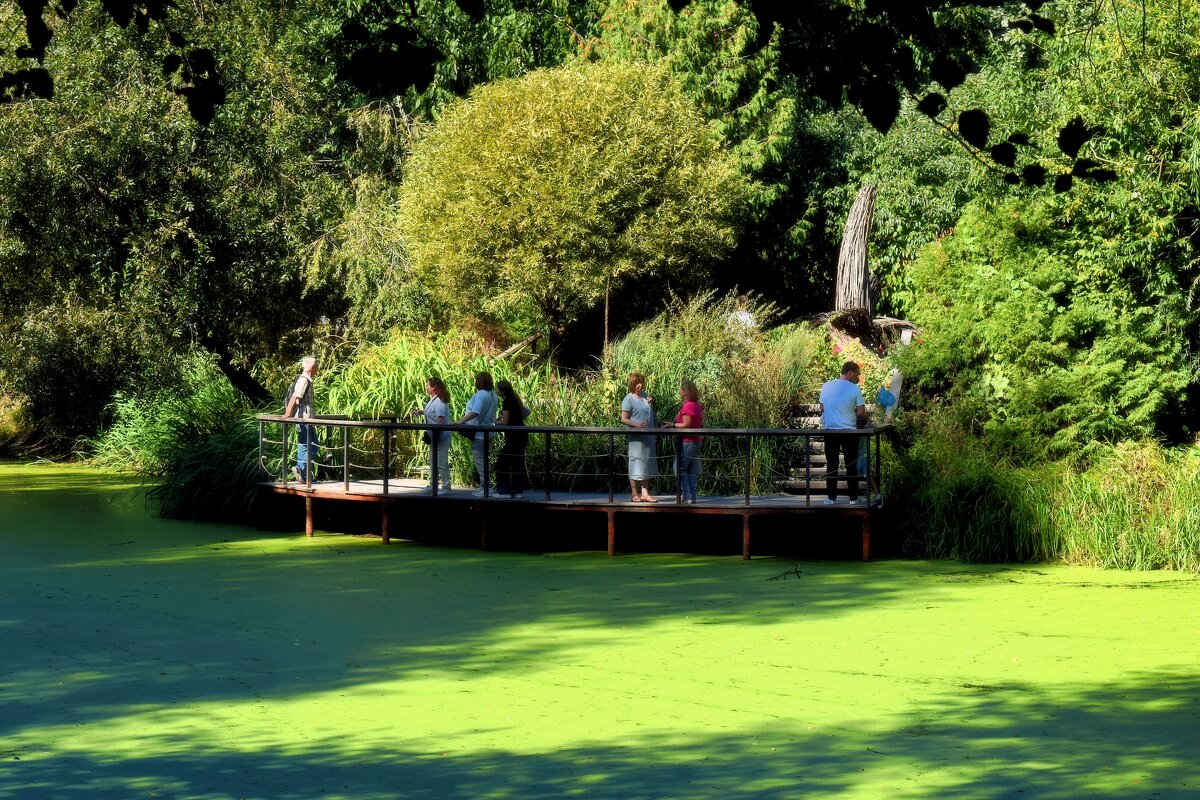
[666,379,703,503]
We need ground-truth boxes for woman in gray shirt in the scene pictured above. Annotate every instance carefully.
[620,371,657,502]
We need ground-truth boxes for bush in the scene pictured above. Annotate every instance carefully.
[889,408,1200,570]
[886,408,1060,562]
[0,385,34,453]
[7,304,149,449]
[900,198,1190,462]
[145,413,262,521]
[88,350,259,520]
[1055,442,1200,571]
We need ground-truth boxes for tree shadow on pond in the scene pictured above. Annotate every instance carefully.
[2,670,1196,799]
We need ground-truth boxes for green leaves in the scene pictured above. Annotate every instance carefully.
[903,197,1192,459]
[398,60,748,350]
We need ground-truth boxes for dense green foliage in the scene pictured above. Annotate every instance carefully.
[901,199,1189,458]
[87,350,259,519]
[887,410,1200,571]
[0,0,346,427]
[896,0,1200,458]
[398,60,747,349]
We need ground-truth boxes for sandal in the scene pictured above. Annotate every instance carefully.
[641,494,657,503]
[630,495,643,503]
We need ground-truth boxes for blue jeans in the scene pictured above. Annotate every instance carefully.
[677,441,701,500]
[296,424,317,480]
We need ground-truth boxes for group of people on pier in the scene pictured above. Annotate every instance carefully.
[285,360,879,504]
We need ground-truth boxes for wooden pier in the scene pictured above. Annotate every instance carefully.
[258,416,888,561]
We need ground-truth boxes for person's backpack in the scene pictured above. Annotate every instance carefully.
[284,374,309,416]
[283,377,298,415]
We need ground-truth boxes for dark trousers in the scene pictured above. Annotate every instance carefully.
[495,448,528,495]
[824,432,860,500]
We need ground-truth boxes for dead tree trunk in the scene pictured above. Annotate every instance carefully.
[835,183,878,314]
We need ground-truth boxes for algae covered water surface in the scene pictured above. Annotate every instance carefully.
[1,462,1198,799]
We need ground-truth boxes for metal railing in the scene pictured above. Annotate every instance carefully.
[257,415,890,507]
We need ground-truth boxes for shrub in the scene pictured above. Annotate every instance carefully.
[901,199,1190,461]
[1055,442,1200,571]
[887,410,1060,562]
[889,407,1200,570]
[8,304,149,449]
[88,350,259,519]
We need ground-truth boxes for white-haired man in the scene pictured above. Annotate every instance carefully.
[284,357,318,481]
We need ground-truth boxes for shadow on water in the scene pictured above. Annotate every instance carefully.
[3,673,1197,799]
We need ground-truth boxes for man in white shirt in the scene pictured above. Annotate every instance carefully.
[284,357,318,482]
[818,361,866,504]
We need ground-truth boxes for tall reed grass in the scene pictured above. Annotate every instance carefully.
[316,296,832,493]
[1052,442,1200,571]
[889,410,1200,570]
[87,350,261,519]
[88,352,249,473]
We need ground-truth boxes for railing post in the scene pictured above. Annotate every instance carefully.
[873,428,881,502]
[382,426,390,496]
[543,429,551,501]
[281,422,289,482]
[304,424,312,489]
[483,430,491,498]
[674,431,682,504]
[743,433,752,507]
[607,433,615,503]
[258,419,265,477]
[343,426,350,491]
[431,427,439,497]
[804,432,812,508]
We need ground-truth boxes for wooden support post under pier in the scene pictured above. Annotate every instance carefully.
[742,513,751,561]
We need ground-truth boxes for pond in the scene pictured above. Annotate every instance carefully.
[1,462,1197,799]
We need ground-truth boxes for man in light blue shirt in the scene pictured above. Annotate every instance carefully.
[818,361,866,504]
[460,371,498,497]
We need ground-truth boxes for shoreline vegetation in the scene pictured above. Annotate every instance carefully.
[55,295,1200,572]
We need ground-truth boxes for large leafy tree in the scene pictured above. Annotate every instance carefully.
[0,1,345,434]
[900,0,1200,454]
[398,60,748,353]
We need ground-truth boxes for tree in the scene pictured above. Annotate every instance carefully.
[398,60,748,353]
[0,1,346,424]
[328,0,601,116]
[834,183,877,313]
[899,0,1200,453]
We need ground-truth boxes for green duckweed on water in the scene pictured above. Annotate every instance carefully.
[1,462,1198,799]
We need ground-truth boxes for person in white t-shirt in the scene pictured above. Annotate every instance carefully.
[284,356,318,482]
[818,361,866,505]
[412,376,452,492]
